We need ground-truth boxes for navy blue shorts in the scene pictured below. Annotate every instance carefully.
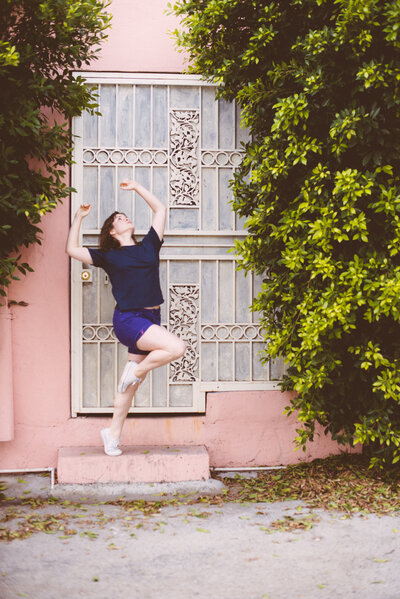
[113,307,161,355]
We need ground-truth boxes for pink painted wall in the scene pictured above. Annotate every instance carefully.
[84,0,187,73]
[0,0,360,471]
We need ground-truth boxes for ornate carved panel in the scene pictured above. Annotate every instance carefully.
[168,284,199,382]
[169,110,200,206]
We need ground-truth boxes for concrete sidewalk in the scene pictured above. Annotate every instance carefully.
[0,469,227,502]
[1,473,399,599]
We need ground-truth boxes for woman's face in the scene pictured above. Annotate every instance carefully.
[110,212,134,237]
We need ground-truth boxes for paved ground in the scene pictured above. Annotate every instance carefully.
[1,473,399,599]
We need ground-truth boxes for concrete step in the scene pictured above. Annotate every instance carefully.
[57,444,210,484]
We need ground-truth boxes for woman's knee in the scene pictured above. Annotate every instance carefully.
[171,337,186,360]
[136,325,186,358]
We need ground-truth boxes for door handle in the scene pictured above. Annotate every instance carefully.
[81,270,92,282]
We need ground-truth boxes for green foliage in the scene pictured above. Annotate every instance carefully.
[0,0,111,298]
[167,0,400,467]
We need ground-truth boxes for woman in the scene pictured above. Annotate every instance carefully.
[66,179,186,456]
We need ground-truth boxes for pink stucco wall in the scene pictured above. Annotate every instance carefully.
[84,0,185,73]
[0,0,360,471]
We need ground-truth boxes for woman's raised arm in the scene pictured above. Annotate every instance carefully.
[66,204,93,264]
[120,179,166,242]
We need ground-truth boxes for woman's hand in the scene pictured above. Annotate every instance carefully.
[75,204,92,219]
[120,179,138,191]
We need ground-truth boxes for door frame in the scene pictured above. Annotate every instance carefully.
[70,72,279,417]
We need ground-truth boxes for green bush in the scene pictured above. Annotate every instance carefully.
[0,0,111,299]
[168,0,400,467]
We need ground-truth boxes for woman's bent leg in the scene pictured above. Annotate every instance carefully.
[107,385,136,441]
[133,325,186,379]
[108,354,146,440]
[103,324,186,450]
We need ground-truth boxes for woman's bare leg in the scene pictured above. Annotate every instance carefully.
[107,327,186,441]
[108,354,146,440]
[133,325,186,379]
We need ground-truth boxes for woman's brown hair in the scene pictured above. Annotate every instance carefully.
[99,212,141,251]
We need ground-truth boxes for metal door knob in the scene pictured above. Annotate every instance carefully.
[81,270,92,282]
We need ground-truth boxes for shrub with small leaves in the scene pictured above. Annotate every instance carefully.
[0,0,111,299]
[168,0,400,467]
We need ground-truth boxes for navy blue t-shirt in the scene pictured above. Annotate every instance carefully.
[88,226,164,310]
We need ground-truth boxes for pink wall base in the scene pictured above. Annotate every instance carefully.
[0,390,360,471]
[203,391,360,467]
[0,295,14,441]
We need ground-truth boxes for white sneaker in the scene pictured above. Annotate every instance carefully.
[100,428,122,456]
[118,360,142,393]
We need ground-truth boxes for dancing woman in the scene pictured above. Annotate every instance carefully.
[66,179,186,456]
